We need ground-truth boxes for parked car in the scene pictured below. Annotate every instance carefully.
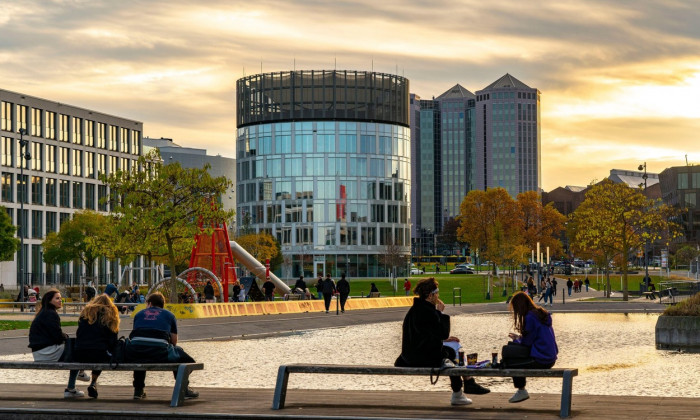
[450,267,474,274]
[410,267,423,275]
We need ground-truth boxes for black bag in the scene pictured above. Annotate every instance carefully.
[110,336,129,368]
[501,342,533,368]
[60,337,75,362]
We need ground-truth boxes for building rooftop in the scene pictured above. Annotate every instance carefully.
[436,84,475,100]
[609,169,659,188]
[482,73,531,90]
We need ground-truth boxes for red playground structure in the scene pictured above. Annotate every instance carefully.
[188,219,237,302]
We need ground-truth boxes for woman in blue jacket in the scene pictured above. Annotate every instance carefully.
[506,291,558,403]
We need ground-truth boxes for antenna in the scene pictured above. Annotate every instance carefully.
[294,58,296,71]
[686,154,689,166]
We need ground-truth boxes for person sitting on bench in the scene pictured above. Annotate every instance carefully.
[505,291,559,403]
[28,289,84,398]
[125,292,199,400]
[647,283,656,300]
[394,278,490,407]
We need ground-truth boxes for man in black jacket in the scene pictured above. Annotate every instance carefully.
[321,273,336,313]
[395,278,489,406]
[336,274,350,313]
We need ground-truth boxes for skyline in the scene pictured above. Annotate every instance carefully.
[1,0,699,190]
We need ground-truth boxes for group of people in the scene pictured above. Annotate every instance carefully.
[28,288,199,401]
[397,277,558,406]
[313,273,351,313]
[566,278,589,295]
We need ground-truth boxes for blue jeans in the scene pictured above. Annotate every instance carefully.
[567,287,572,296]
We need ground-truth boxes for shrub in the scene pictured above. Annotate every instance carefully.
[663,292,700,316]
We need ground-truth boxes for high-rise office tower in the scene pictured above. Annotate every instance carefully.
[236,70,411,278]
[410,86,475,255]
[475,74,541,196]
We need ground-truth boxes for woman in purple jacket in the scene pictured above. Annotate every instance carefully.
[506,291,558,403]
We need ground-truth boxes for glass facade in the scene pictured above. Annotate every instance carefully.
[236,71,411,278]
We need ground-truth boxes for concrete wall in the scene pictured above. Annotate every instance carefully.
[655,315,700,353]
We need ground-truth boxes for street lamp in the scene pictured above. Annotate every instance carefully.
[638,162,650,286]
[18,129,31,302]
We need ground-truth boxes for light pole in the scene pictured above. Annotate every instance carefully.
[638,162,650,286]
[18,129,31,302]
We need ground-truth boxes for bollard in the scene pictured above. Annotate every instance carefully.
[562,288,565,304]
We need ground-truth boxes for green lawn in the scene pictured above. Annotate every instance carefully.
[0,320,78,331]
[346,274,514,305]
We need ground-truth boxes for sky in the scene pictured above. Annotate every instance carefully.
[1,0,699,191]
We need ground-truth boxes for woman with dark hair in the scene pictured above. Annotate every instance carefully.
[395,278,489,406]
[73,294,120,398]
[28,288,84,398]
[505,291,559,403]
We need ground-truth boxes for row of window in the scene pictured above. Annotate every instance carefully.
[1,101,140,154]
[274,225,410,247]
[1,174,108,211]
[5,207,70,239]
[677,172,700,190]
[239,201,409,225]
[238,179,408,203]
[1,137,132,177]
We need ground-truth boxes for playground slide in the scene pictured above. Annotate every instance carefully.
[229,241,291,295]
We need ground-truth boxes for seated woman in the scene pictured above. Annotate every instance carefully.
[367,283,379,297]
[394,278,489,406]
[73,294,120,399]
[28,289,84,398]
[505,291,559,403]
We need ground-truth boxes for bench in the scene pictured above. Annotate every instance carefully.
[272,364,578,418]
[0,361,203,407]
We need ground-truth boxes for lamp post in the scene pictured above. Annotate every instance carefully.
[18,129,31,302]
[638,162,650,286]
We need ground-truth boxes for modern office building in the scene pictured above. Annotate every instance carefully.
[235,70,411,278]
[474,73,541,196]
[0,88,143,287]
[659,165,700,243]
[410,85,475,256]
[143,137,236,214]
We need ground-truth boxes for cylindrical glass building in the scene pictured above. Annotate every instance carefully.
[236,70,411,278]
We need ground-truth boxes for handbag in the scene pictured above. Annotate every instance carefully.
[60,337,75,362]
[110,336,130,368]
[501,342,533,368]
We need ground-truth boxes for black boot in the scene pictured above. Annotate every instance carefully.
[463,377,491,394]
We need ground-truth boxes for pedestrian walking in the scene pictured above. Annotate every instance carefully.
[321,273,336,313]
[336,274,350,313]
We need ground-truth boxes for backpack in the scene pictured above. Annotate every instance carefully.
[110,336,129,368]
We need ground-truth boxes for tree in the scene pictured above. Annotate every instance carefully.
[439,217,467,255]
[379,240,409,278]
[0,206,20,261]
[674,245,699,268]
[457,188,523,272]
[42,210,109,277]
[235,232,281,267]
[517,191,566,257]
[568,179,679,300]
[103,150,234,302]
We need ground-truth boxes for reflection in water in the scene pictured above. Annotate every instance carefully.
[1,313,698,397]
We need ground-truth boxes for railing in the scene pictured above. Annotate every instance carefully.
[0,300,140,315]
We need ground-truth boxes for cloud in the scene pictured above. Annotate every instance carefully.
[1,0,700,190]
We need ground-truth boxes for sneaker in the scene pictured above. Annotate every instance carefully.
[76,371,90,382]
[509,389,530,403]
[441,358,455,368]
[450,391,472,406]
[185,388,199,399]
[464,378,491,394]
[64,388,85,398]
[133,388,147,400]
[87,384,98,398]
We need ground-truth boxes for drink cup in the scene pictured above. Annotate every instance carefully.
[492,351,498,364]
[467,353,477,365]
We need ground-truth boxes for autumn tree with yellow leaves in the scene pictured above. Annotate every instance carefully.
[568,179,679,300]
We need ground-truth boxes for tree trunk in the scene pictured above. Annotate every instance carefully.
[166,234,178,303]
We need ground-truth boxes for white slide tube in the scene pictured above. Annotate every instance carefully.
[229,241,291,294]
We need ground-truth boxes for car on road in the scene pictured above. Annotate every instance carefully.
[455,263,474,270]
[449,267,474,274]
[410,267,423,275]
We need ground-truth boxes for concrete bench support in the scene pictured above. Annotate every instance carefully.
[272,363,578,418]
[0,361,204,407]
